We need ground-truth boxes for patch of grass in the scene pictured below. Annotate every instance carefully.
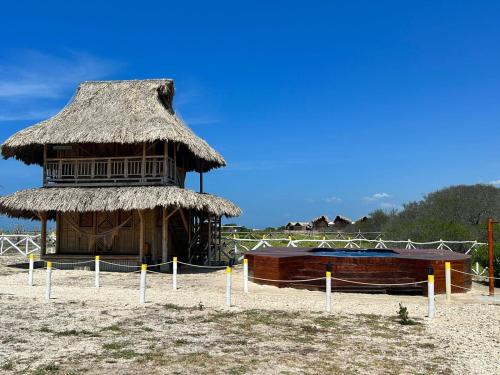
[164,303,185,311]
[55,329,97,337]
[313,316,338,329]
[39,325,53,333]
[418,342,436,349]
[103,341,129,350]
[111,349,137,359]
[101,324,122,332]
[32,364,60,374]
[1,361,14,371]
[142,326,153,332]
[174,338,189,346]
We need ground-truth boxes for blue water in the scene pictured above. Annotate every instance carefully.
[311,249,397,257]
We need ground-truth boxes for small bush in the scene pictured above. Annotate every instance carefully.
[397,303,414,325]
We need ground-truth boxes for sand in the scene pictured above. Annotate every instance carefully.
[0,254,498,374]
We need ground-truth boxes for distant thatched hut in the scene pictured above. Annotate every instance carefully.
[332,215,354,230]
[0,79,241,266]
[312,215,330,231]
[285,222,311,231]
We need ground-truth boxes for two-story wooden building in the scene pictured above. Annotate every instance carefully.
[0,79,241,267]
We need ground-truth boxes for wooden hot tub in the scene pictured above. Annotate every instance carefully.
[245,247,472,294]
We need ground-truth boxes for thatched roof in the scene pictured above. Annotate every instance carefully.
[1,79,225,172]
[312,215,330,223]
[334,215,354,224]
[0,186,241,220]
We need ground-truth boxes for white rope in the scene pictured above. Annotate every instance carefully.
[451,283,472,291]
[100,261,141,268]
[147,261,173,268]
[177,261,227,269]
[249,276,326,283]
[48,260,94,266]
[330,277,428,286]
[451,268,500,280]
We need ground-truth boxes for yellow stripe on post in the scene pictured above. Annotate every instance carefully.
[445,262,450,270]
[226,266,232,274]
[141,264,147,272]
[47,261,52,269]
[428,274,434,283]
[95,255,100,261]
[29,254,34,261]
[243,258,248,265]
[326,271,331,278]
[173,257,177,263]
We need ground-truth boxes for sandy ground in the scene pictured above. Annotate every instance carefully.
[0,255,498,375]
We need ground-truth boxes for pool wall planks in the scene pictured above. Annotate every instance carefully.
[245,248,472,295]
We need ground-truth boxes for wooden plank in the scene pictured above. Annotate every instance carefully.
[162,207,168,262]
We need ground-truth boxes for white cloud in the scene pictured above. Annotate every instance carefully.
[489,180,500,186]
[0,50,116,122]
[364,192,391,201]
[323,196,342,203]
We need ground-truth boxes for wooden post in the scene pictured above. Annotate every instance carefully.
[162,207,169,264]
[38,212,47,257]
[163,141,168,184]
[141,143,146,182]
[208,214,212,265]
[487,218,495,296]
[173,141,177,185]
[199,172,204,193]
[138,210,145,263]
[43,144,47,186]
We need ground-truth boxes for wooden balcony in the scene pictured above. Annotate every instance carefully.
[44,156,182,187]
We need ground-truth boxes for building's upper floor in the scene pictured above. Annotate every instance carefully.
[1,79,225,189]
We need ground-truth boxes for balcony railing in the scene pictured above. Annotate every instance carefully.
[44,156,180,187]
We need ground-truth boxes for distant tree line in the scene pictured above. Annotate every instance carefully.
[351,184,500,242]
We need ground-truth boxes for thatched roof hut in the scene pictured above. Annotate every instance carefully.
[312,215,330,230]
[0,78,240,266]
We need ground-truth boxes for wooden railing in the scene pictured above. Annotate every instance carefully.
[44,156,181,187]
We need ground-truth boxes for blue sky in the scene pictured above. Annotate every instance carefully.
[1,1,499,229]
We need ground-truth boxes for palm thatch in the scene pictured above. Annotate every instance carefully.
[1,79,225,172]
[0,186,241,220]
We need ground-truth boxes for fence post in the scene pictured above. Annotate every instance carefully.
[445,262,451,301]
[139,264,147,305]
[173,257,178,290]
[226,266,232,307]
[325,271,332,313]
[28,254,34,286]
[45,261,52,301]
[243,258,249,293]
[95,256,100,288]
[427,268,435,319]
[475,262,479,275]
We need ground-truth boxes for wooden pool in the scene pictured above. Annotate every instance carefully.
[245,247,472,294]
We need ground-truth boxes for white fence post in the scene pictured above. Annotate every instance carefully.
[95,256,100,288]
[243,258,249,293]
[139,264,147,305]
[28,254,34,286]
[325,271,332,313]
[226,266,232,307]
[475,262,479,275]
[428,272,435,319]
[173,257,178,290]
[445,262,451,301]
[45,261,52,301]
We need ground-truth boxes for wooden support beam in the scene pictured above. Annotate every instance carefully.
[199,172,204,193]
[37,212,47,257]
[207,214,212,265]
[138,209,145,262]
[162,207,169,263]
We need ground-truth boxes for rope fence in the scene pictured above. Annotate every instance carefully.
[16,256,492,320]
